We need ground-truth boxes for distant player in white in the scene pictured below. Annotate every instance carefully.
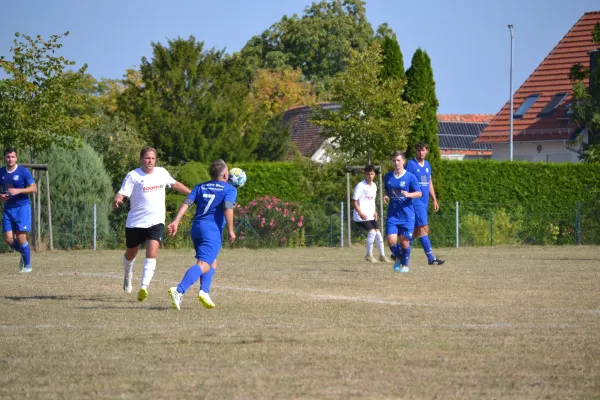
[112,146,191,301]
[352,165,390,263]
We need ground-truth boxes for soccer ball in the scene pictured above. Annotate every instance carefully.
[228,167,247,188]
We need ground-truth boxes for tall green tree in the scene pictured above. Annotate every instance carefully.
[0,32,88,155]
[37,143,113,249]
[376,23,405,81]
[311,42,420,164]
[404,48,441,165]
[569,22,600,163]
[119,36,260,163]
[240,0,374,82]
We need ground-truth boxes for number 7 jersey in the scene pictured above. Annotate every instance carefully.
[189,180,237,230]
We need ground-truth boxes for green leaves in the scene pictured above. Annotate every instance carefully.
[311,41,420,164]
[0,31,88,155]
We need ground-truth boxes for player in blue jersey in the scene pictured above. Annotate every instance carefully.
[405,143,445,266]
[167,159,237,311]
[0,148,37,272]
[384,151,422,273]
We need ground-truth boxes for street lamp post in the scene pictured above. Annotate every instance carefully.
[508,24,514,161]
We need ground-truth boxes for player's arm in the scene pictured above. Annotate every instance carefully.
[224,188,236,244]
[401,177,422,199]
[429,178,439,212]
[352,199,368,221]
[8,182,37,196]
[170,181,191,195]
[167,199,192,237]
[113,173,133,209]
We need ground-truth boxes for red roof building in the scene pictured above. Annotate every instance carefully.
[476,11,600,162]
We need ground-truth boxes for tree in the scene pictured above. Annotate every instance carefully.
[404,48,441,165]
[37,143,113,249]
[119,36,260,163]
[0,32,88,155]
[310,42,420,163]
[569,22,600,163]
[376,23,405,81]
[239,0,374,82]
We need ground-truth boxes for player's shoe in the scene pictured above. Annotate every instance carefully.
[168,287,182,311]
[365,255,377,263]
[428,257,446,266]
[137,288,148,302]
[123,270,133,294]
[21,265,32,273]
[198,290,215,309]
[379,255,391,263]
[393,259,401,272]
[399,266,409,273]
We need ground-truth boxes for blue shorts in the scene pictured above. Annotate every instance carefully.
[3,204,31,233]
[385,221,414,239]
[191,226,222,265]
[414,204,428,227]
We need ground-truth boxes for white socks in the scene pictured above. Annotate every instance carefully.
[123,254,135,276]
[140,258,157,289]
[375,231,386,257]
[366,231,376,256]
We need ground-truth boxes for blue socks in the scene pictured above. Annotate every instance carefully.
[419,236,434,263]
[176,265,216,294]
[400,246,411,267]
[177,264,203,294]
[20,242,31,266]
[11,241,31,267]
[389,243,401,259]
[200,267,215,294]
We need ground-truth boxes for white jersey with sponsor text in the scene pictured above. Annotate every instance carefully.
[118,167,176,228]
[352,179,377,222]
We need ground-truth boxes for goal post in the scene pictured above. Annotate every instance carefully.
[21,163,53,251]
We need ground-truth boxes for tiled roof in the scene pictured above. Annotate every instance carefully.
[284,105,491,158]
[283,103,339,160]
[477,11,600,143]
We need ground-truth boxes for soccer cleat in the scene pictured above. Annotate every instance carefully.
[399,266,409,273]
[198,290,215,309]
[137,288,148,302]
[365,255,377,263]
[123,270,133,294]
[393,259,401,272]
[21,265,32,273]
[168,287,182,311]
[379,255,391,263]
[428,257,446,266]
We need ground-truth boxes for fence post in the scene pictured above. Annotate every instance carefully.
[455,201,459,248]
[340,201,344,248]
[577,201,581,245]
[93,203,97,251]
[330,213,333,247]
[490,211,494,246]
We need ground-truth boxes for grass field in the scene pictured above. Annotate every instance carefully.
[1,245,600,399]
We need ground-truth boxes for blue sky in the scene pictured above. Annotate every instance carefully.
[1,0,598,114]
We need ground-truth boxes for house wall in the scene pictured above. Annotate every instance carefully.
[490,141,581,163]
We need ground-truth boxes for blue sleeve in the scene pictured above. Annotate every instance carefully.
[410,175,421,193]
[225,185,237,204]
[405,161,414,175]
[23,168,35,186]
[186,185,200,204]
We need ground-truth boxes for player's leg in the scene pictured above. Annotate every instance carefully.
[397,228,413,273]
[123,228,142,294]
[371,220,389,262]
[199,259,217,298]
[137,224,163,301]
[386,222,403,271]
[6,205,32,272]
[414,207,444,265]
[365,225,376,262]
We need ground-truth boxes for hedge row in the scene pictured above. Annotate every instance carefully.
[170,159,600,210]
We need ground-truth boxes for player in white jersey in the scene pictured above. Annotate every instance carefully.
[113,146,191,301]
[352,165,390,263]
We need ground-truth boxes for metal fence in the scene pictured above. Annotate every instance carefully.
[1,200,599,253]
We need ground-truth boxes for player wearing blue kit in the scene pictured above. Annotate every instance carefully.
[384,151,422,273]
[1,148,37,273]
[168,159,237,311]
[405,142,445,266]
